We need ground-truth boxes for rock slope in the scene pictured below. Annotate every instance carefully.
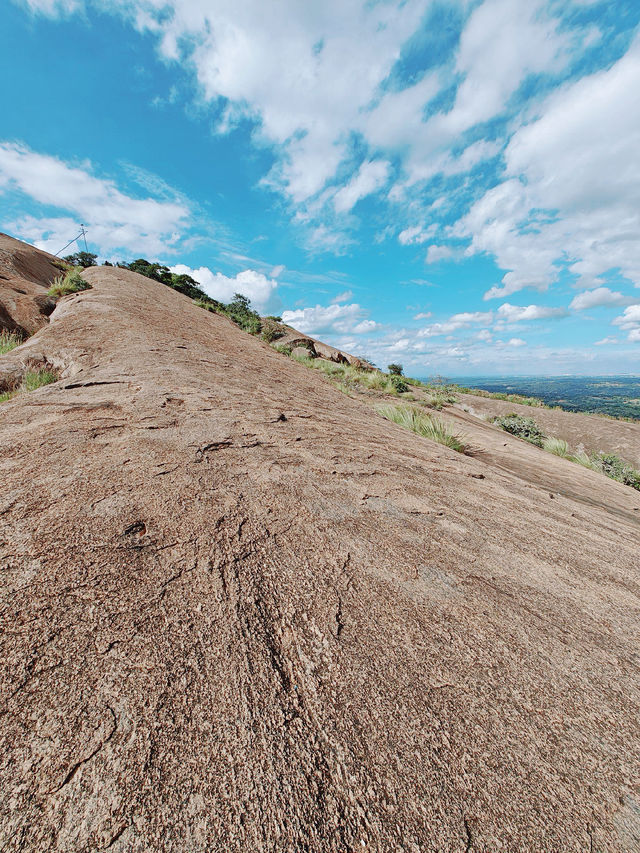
[1,240,639,852]
[0,232,58,335]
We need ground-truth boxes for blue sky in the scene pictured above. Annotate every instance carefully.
[1,0,639,375]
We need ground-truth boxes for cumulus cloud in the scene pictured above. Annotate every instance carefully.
[461,36,640,298]
[569,287,633,311]
[281,302,371,335]
[612,305,640,341]
[426,245,453,264]
[352,319,381,334]
[418,310,493,337]
[0,141,190,256]
[170,264,278,311]
[507,337,526,347]
[496,303,568,322]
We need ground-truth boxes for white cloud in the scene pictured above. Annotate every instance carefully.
[496,302,568,322]
[460,36,640,298]
[333,160,391,213]
[507,337,526,347]
[612,305,640,341]
[281,302,368,335]
[594,336,619,346]
[332,289,353,303]
[170,264,278,311]
[19,0,573,219]
[613,305,640,328]
[384,0,568,186]
[569,287,633,311]
[18,0,80,12]
[120,0,428,205]
[398,224,436,246]
[426,245,453,264]
[270,264,285,278]
[388,337,411,352]
[413,311,432,320]
[418,310,493,337]
[0,141,190,256]
[353,319,381,334]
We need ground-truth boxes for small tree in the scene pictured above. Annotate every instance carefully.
[63,251,98,268]
[387,363,403,376]
[226,293,262,335]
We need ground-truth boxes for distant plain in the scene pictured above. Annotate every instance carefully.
[444,376,640,420]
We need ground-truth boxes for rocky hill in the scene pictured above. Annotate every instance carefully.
[1,235,639,852]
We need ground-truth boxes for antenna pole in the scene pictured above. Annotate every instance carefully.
[55,225,89,257]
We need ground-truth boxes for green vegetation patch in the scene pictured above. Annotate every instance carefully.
[494,413,640,491]
[274,347,420,397]
[63,251,98,268]
[48,269,92,298]
[492,413,546,446]
[377,404,467,453]
[591,453,640,490]
[23,368,59,391]
[0,366,59,405]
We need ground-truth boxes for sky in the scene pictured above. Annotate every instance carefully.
[1,0,639,376]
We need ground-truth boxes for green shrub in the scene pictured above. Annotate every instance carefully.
[377,404,467,453]
[261,325,283,343]
[271,343,293,356]
[0,330,23,355]
[48,270,91,298]
[387,363,404,376]
[389,374,409,394]
[591,453,640,490]
[493,413,545,446]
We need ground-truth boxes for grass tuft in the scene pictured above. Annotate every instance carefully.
[48,270,91,298]
[542,436,570,457]
[0,330,23,355]
[0,367,59,405]
[23,369,59,391]
[376,404,467,453]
